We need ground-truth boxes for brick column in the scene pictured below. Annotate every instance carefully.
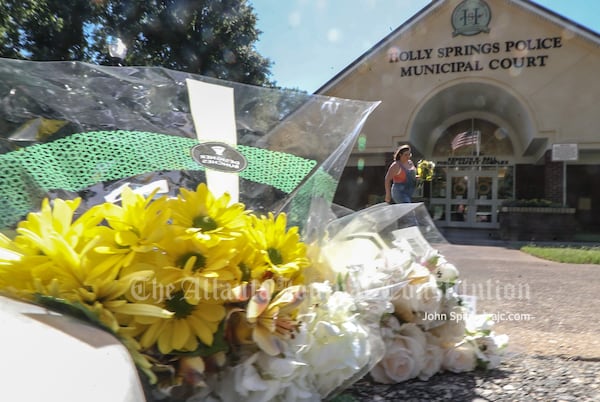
[544,150,563,204]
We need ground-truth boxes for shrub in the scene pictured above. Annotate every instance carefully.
[500,198,562,208]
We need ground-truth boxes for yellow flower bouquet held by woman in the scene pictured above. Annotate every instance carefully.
[417,159,436,182]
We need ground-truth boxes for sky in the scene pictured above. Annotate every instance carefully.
[249,0,600,93]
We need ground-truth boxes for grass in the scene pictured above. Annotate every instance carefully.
[521,245,600,264]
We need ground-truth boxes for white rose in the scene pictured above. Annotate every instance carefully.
[205,353,278,402]
[390,293,415,323]
[379,314,402,338]
[429,320,467,348]
[370,323,427,384]
[302,320,371,397]
[206,349,322,402]
[442,342,477,373]
[409,276,442,315]
[427,305,468,347]
[399,322,427,346]
[253,352,318,402]
[418,333,444,381]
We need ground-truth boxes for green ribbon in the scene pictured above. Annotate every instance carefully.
[0,130,319,228]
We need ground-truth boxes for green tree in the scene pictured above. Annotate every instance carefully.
[0,0,101,60]
[0,0,273,86]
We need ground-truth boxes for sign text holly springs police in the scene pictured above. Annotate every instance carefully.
[392,36,562,77]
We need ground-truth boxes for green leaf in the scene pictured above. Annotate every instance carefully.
[174,319,229,357]
[33,293,114,334]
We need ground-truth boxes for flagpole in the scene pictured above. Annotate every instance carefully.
[470,118,478,157]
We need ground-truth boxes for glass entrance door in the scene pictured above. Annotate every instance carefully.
[447,169,497,228]
[428,165,514,228]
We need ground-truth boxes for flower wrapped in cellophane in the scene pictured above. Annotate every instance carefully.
[0,183,391,401]
[0,59,384,401]
[415,159,436,195]
[0,59,508,401]
[310,202,508,384]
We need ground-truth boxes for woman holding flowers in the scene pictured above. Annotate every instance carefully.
[385,144,417,203]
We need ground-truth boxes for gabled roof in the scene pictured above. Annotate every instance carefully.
[315,0,600,94]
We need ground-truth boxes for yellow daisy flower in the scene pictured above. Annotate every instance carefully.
[168,183,249,246]
[0,233,33,292]
[153,230,242,302]
[245,212,309,287]
[228,241,266,283]
[2,198,111,296]
[90,186,170,268]
[136,289,226,354]
[0,197,171,333]
[13,197,101,255]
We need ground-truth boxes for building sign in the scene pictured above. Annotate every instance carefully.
[389,36,562,76]
[436,156,509,166]
[387,0,564,77]
[551,143,578,161]
[451,0,492,37]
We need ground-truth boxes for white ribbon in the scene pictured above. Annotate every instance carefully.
[186,79,239,203]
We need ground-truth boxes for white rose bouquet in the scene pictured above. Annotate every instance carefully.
[315,202,509,385]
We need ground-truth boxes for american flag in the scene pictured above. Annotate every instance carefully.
[451,130,479,151]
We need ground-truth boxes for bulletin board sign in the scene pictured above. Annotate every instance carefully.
[551,143,578,161]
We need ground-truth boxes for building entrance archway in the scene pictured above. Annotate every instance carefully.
[420,115,516,229]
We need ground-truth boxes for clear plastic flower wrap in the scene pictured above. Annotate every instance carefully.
[309,202,508,385]
[0,58,378,232]
[295,202,449,396]
[0,59,508,400]
[0,58,388,401]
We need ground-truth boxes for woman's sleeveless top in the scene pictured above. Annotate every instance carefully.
[393,163,416,185]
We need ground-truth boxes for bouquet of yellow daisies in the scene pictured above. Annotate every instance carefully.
[417,159,436,182]
[0,183,389,400]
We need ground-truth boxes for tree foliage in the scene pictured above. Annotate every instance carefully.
[0,0,273,86]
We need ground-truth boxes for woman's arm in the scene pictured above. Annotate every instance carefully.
[384,162,400,203]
